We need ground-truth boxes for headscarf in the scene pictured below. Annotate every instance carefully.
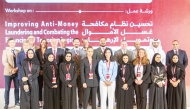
[24,49,40,66]
[64,52,73,64]
[170,54,185,72]
[45,53,58,69]
[149,38,163,50]
[121,54,129,65]
[151,53,164,67]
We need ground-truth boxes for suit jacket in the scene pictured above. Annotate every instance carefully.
[80,57,99,87]
[114,49,135,65]
[36,48,46,70]
[93,47,111,61]
[44,48,65,66]
[134,64,151,84]
[2,48,19,76]
[166,49,188,68]
[16,51,26,80]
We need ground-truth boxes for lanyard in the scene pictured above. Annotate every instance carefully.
[172,66,176,76]
[106,61,110,72]
[66,64,71,73]
[122,65,126,76]
[137,63,141,72]
[89,59,92,72]
[51,65,56,77]
[28,62,32,72]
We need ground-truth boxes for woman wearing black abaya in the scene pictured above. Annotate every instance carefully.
[116,54,134,109]
[149,53,167,109]
[43,53,60,109]
[167,54,186,109]
[20,49,40,109]
[59,52,77,109]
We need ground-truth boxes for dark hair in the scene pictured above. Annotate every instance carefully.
[82,38,88,43]
[99,37,106,41]
[102,48,115,61]
[172,40,179,43]
[73,38,80,42]
[87,46,93,50]
[40,39,48,49]
[7,38,14,43]
[122,54,129,58]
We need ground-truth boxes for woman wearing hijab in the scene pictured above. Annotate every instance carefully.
[43,53,60,109]
[20,49,40,109]
[98,48,118,109]
[80,46,99,109]
[116,54,134,109]
[133,48,151,109]
[149,53,167,109]
[167,54,186,109]
[36,39,48,107]
[59,52,77,109]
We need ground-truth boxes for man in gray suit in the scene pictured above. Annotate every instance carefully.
[114,40,136,65]
[69,38,86,108]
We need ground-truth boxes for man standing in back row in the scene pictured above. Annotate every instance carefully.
[166,40,188,68]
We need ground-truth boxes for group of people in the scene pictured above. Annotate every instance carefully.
[2,35,188,109]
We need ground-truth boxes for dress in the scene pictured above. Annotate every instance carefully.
[43,61,60,109]
[20,60,40,109]
[116,63,134,109]
[167,63,186,109]
[59,62,77,109]
[149,65,167,109]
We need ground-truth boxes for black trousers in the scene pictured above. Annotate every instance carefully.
[83,87,97,109]
[38,75,43,101]
[77,76,83,105]
[134,83,149,109]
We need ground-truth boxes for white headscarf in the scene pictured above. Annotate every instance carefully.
[149,38,162,50]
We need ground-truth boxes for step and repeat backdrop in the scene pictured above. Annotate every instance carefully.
[0,0,190,87]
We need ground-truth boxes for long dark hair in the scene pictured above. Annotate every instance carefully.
[102,48,115,62]
[40,39,48,49]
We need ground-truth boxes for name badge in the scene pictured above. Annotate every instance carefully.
[122,77,125,82]
[106,74,110,80]
[137,72,141,77]
[89,72,93,79]
[52,77,56,83]
[172,77,176,82]
[66,73,71,80]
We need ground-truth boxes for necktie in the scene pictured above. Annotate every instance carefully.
[25,52,27,58]
[76,50,79,55]
[175,50,178,55]
[102,47,105,53]
[123,50,126,54]
[12,50,15,56]
[54,50,56,60]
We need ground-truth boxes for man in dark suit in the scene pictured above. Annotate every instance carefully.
[59,37,69,54]
[114,40,136,65]
[92,37,111,107]
[69,38,86,109]
[45,38,65,66]
[16,40,30,83]
[166,40,188,68]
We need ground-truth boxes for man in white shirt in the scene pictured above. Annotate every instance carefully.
[147,38,166,65]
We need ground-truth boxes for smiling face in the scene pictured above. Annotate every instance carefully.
[172,55,179,63]
[122,55,129,63]
[60,38,67,48]
[41,40,47,48]
[65,53,72,62]
[86,47,93,57]
[99,38,106,47]
[27,50,34,59]
[155,54,161,63]
[73,39,80,48]
[105,49,111,59]
[172,41,179,50]
[138,49,145,58]
[8,39,16,48]
[48,54,54,62]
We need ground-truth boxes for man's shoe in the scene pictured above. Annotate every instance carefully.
[4,104,8,109]
[97,102,101,107]
[15,103,20,107]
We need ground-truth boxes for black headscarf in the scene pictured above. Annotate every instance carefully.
[151,53,164,67]
[45,53,58,69]
[122,54,129,65]
[24,49,40,66]
[64,52,73,64]
[170,54,185,72]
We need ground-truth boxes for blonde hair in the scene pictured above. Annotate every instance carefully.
[133,48,149,65]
